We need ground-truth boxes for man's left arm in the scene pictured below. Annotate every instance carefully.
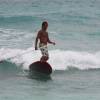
[47,33,55,45]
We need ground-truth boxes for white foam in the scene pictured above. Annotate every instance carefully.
[0,48,100,70]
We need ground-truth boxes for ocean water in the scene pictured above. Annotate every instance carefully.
[0,0,100,99]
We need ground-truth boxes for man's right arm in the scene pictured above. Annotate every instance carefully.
[35,31,41,50]
[35,37,38,50]
[35,32,40,50]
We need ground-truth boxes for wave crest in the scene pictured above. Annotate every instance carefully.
[0,48,100,71]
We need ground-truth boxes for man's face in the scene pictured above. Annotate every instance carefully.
[43,23,48,30]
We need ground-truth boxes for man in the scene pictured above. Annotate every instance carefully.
[35,21,55,62]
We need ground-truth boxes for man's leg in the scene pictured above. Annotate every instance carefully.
[40,56,49,62]
[40,45,49,62]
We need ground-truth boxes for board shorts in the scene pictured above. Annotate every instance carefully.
[39,43,49,57]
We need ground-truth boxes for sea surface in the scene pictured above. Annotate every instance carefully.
[0,0,100,100]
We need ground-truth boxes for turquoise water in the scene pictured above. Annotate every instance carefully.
[0,62,100,100]
[0,0,100,99]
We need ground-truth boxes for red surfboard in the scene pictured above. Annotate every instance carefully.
[29,61,52,75]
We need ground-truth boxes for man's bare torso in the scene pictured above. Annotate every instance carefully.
[38,30,48,45]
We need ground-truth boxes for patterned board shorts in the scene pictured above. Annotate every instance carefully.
[39,43,49,57]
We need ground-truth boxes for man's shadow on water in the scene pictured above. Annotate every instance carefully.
[28,71,52,81]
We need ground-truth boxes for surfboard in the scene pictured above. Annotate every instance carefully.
[29,61,52,76]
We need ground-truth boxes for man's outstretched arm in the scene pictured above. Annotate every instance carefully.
[47,33,55,45]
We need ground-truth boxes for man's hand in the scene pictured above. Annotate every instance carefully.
[35,46,38,50]
[52,42,56,45]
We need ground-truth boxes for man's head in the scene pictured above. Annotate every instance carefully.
[42,21,48,31]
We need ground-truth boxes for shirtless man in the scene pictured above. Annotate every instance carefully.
[35,21,55,62]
